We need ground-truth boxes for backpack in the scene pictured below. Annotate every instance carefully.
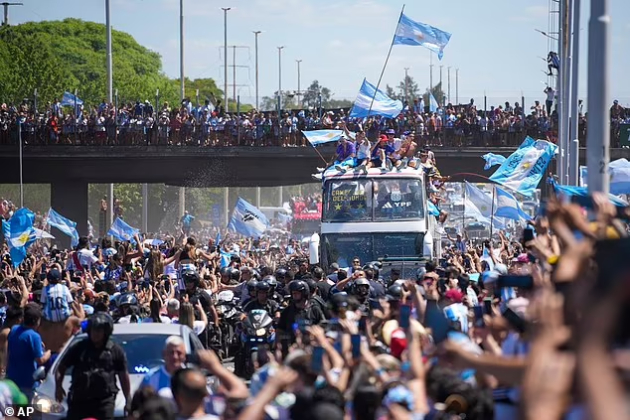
[72,340,118,400]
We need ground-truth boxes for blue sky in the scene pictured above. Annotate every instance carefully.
[10,0,630,108]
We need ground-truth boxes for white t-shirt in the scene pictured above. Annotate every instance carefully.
[143,316,172,324]
[67,248,98,271]
[172,319,206,335]
[356,141,371,160]
[546,89,555,102]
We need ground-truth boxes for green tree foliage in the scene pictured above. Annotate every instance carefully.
[423,82,446,108]
[0,19,231,110]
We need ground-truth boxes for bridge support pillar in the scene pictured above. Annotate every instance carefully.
[51,181,88,248]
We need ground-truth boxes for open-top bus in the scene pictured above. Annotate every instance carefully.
[317,167,437,273]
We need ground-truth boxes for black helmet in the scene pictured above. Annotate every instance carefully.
[275,268,288,280]
[386,284,404,301]
[416,267,427,281]
[246,279,258,294]
[328,293,349,312]
[288,280,309,295]
[219,267,229,277]
[305,279,317,295]
[251,269,261,281]
[118,293,138,307]
[362,263,376,272]
[263,275,277,288]
[355,277,370,287]
[87,312,114,338]
[228,268,241,282]
[255,281,271,292]
[183,270,199,285]
[372,261,383,270]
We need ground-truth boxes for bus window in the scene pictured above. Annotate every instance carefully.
[373,179,425,221]
[323,180,372,222]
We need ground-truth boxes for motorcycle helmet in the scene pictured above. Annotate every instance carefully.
[87,312,114,338]
[255,280,271,293]
[305,279,317,296]
[275,268,288,280]
[386,284,404,302]
[251,269,261,281]
[246,279,258,295]
[362,263,376,272]
[263,275,277,289]
[219,267,229,277]
[182,270,199,287]
[328,293,349,313]
[416,266,427,281]
[228,268,241,283]
[354,277,370,297]
[288,280,309,297]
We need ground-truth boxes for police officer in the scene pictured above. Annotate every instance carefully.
[55,313,130,420]
[277,280,325,348]
[242,280,280,320]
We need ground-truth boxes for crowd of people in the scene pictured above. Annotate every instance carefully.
[0,188,628,419]
[2,93,628,148]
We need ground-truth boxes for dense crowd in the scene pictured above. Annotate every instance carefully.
[2,93,627,148]
[0,189,628,419]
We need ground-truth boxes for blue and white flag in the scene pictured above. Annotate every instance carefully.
[464,182,505,230]
[494,187,532,222]
[580,158,630,195]
[108,218,139,242]
[349,79,403,119]
[228,198,269,238]
[47,208,79,247]
[489,136,558,197]
[393,13,452,60]
[429,92,438,112]
[553,182,628,207]
[482,153,507,170]
[302,130,344,147]
[5,208,35,267]
[219,250,232,269]
[61,91,83,107]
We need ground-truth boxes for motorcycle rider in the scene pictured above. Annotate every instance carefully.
[116,293,141,324]
[349,277,371,313]
[305,278,328,318]
[242,281,280,321]
[182,270,218,327]
[277,280,325,351]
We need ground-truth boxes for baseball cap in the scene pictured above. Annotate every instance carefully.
[386,128,395,134]
[389,328,408,359]
[47,269,61,282]
[444,288,464,303]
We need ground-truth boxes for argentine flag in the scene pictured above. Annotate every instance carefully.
[393,13,452,60]
[47,208,80,247]
[580,158,630,195]
[464,182,505,230]
[429,92,439,112]
[302,130,344,147]
[61,91,83,107]
[553,182,628,207]
[228,198,269,238]
[349,79,403,119]
[108,218,140,242]
[4,208,36,267]
[494,187,532,222]
[482,153,507,170]
[489,136,558,197]
[427,201,440,217]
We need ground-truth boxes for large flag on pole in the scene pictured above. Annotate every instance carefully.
[108,218,139,242]
[3,208,35,267]
[47,208,80,247]
[301,130,344,147]
[61,91,83,107]
[489,136,558,197]
[228,198,269,238]
[349,79,403,119]
[393,13,452,60]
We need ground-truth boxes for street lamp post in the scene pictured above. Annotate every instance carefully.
[178,0,186,220]
[253,31,261,109]
[296,59,302,108]
[105,0,114,230]
[277,46,285,110]
[222,8,231,110]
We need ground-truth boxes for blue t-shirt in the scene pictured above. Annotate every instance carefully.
[6,325,44,390]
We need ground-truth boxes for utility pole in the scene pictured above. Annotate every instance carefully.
[404,67,410,106]
[105,0,114,232]
[296,59,302,107]
[447,67,451,104]
[277,46,285,110]
[439,65,443,106]
[586,0,610,193]
[253,31,261,109]
[224,46,249,106]
[455,68,459,104]
[429,52,434,92]
[178,0,186,220]
[222,8,231,110]
[1,2,22,26]
[569,0,581,185]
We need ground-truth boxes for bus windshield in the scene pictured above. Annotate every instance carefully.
[323,178,425,222]
[322,232,424,268]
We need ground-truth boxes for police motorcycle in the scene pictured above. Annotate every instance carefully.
[214,290,242,358]
[234,280,277,380]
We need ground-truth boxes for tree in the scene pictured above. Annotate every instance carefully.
[302,80,332,108]
[422,82,446,108]
[397,75,420,103]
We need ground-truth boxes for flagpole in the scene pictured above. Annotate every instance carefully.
[367,4,405,117]
[490,184,496,239]
[462,181,466,236]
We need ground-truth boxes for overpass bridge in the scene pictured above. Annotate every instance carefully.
[1,144,628,239]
